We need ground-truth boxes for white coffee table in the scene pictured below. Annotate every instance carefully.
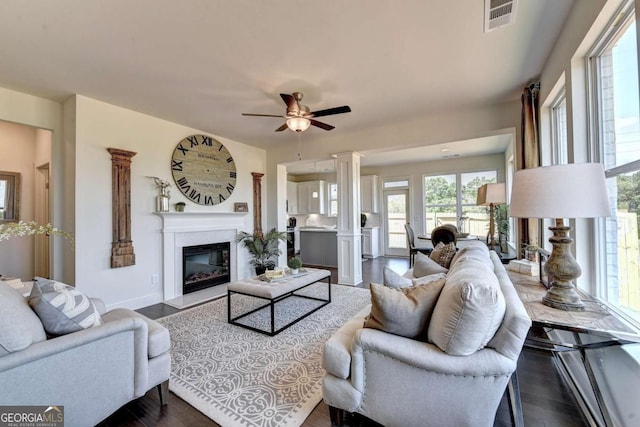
[227,268,331,336]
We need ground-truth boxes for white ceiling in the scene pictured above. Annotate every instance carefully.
[0,0,574,166]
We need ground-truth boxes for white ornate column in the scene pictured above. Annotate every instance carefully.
[335,152,362,285]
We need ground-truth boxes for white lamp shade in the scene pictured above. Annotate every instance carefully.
[286,117,311,132]
[477,183,506,206]
[509,163,611,219]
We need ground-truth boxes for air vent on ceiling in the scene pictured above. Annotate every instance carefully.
[484,0,517,33]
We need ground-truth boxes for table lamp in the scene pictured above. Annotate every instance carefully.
[476,183,506,250]
[509,163,610,311]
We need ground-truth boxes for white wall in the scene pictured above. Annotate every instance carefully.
[71,95,266,309]
[0,121,36,279]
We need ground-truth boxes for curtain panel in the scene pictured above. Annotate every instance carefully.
[519,83,541,249]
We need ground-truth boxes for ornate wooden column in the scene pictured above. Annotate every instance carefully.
[107,148,136,268]
[251,172,264,236]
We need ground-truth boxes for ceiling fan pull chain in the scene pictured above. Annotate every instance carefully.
[297,132,302,160]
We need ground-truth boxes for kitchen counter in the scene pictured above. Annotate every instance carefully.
[298,227,337,233]
[299,229,338,267]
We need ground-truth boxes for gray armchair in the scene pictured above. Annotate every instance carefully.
[0,283,171,427]
[322,251,531,427]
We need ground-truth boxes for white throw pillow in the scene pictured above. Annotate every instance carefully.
[412,272,447,286]
[428,259,506,356]
[383,266,413,288]
[414,252,448,277]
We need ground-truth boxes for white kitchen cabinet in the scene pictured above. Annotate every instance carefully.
[362,227,379,258]
[360,175,378,213]
[287,181,298,214]
[297,180,326,214]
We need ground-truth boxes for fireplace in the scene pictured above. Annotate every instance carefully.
[182,242,231,294]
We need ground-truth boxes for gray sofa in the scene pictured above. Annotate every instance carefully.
[0,282,171,427]
[322,245,531,427]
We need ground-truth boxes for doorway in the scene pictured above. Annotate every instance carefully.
[34,163,50,278]
[384,189,409,257]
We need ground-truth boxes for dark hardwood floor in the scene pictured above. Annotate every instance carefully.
[102,257,588,427]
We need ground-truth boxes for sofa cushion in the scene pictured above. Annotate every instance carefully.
[414,251,448,277]
[364,279,446,341]
[382,266,413,288]
[449,246,494,274]
[28,278,103,336]
[428,259,506,356]
[429,242,457,268]
[0,283,47,356]
[102,308,170,358]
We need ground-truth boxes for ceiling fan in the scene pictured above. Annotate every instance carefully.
[242,92,351,132]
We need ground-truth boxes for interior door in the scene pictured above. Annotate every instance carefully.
[384,189,409,257]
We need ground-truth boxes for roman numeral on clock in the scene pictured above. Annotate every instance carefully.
[226,183,234,194]
[230,171,236,178]
[186,136,199,147]
[177,144,189,155]
[201,136,212,146]
[204,196,214,206]
[171,160,183,171]
[188,189,201,203]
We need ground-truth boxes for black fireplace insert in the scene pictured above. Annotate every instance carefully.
[182,242,230,294]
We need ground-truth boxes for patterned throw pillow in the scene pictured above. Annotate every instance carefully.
[28,278,102,336]
[429,242,457,268]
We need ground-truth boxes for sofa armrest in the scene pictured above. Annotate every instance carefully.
[0,316,150,425]
[350,328,515,392]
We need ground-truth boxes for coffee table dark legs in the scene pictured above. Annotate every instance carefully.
[228,276,331,336]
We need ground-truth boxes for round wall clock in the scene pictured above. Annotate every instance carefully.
[171,134,237,206]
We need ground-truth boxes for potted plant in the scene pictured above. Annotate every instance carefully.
[287,256,302,275]
[237,227,287,275]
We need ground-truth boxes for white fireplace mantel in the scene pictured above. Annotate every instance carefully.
[155,211,248,301]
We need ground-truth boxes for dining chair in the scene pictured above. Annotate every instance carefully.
[404,223,432,267]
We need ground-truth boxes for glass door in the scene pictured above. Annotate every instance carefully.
[384,189,409,256]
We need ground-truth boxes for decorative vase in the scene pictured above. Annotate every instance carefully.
[175,203,185,212]
[290,268,299,275]
[255,265,267,275]
[156,195,169,212]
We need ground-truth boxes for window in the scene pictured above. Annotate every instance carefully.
[590,7,640,324]
[551,91,568,165]
[424,170,497,236]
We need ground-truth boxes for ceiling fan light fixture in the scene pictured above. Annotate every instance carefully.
[286,117,311,132]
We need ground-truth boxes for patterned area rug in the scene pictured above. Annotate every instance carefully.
[157,283,371,427]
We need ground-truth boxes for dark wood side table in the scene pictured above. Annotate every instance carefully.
[508,271,640,426]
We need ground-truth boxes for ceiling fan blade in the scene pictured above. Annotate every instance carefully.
[310,105,351,118]
[310,119,335,131]
[275,123,288,132]
[280,93,299,113]
[242,113,284,118]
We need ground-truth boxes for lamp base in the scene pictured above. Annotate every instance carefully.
[542,224,585,311]
[542,287,585,311]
